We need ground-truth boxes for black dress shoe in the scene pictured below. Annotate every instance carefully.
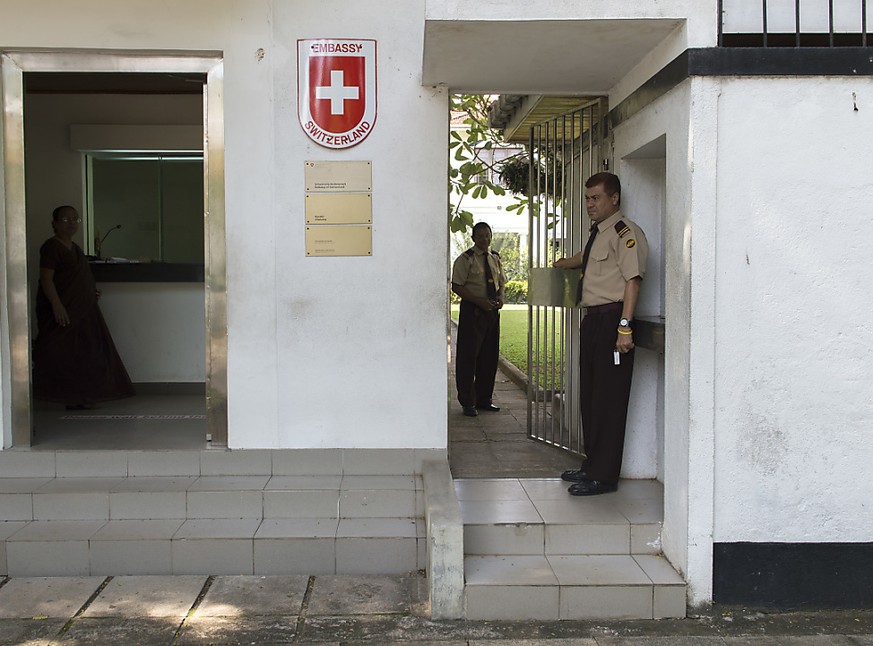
[568,480,618,496]
[462,406,478,417]
[561,469,592,483]
[478,404,500,412]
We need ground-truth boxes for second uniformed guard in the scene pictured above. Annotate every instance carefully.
[451,221,506,417]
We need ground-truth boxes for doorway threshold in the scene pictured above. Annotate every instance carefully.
[31,392,207,451]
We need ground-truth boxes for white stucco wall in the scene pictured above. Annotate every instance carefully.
[426,0,716,44]
[0,0,449,449]
[612,78,715,604]
[712,78,873,542]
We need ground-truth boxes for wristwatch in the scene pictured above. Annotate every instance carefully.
[619,318,631,328]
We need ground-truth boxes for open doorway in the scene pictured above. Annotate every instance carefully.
[1,51,227,449]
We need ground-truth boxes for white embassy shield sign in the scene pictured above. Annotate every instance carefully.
[298,39,377,149]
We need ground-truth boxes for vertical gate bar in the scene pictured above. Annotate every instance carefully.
[829,0,834,47]
[533,124,540,438]
[717,0,724,46]
[531,125,539,439]
[762,0,768,47]
[537,122,553,439]
[567,109,585,451]
[564,113,573,446]
[795,0,801,47]
[527,125,535,437]
[547,114,557,443]
[863,0,868,47]
[535,123,544,439]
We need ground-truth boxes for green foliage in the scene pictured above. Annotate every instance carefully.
[449,94,569,233]
[449,94,527,233]
[491,232,528,282]
[504,280,528,304]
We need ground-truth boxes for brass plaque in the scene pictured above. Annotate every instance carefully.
[304,160,372,192]
[306,193,372,224]
[305,225,372,257]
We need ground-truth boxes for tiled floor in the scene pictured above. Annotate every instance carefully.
[31,393,208,450]
[448,323,582,479]
[456,478,663,557]
[26,327,581,483]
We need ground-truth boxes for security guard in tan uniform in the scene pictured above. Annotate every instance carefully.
[554,173,648,495]
[452,222,506,417]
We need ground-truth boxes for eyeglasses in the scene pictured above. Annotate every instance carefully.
[57,217,82,224]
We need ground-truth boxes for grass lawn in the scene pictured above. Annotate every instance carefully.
[451,304,563,387]
[452,305,527,366]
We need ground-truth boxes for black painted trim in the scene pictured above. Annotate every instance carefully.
[688,47,873,77]
[90,262,204,283]
[609,46,873,129]
[714,542,873,609]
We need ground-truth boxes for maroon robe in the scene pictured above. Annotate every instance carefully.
[32,238,134,404]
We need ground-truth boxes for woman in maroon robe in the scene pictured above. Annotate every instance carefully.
[32,206,134,409]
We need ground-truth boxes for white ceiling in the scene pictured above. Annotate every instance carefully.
[422,19,683,94]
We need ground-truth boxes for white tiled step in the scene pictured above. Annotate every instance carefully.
[0,517,424,577]
[0,475,423,521]
[0,474,425,577]
[464,554,685,620]
[456,478,663,556]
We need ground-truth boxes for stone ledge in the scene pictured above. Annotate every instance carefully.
[421,459,464,619]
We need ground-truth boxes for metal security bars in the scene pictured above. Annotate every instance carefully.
[526,98,608,455]
[718,0,869,46]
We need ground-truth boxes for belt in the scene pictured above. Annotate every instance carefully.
[582,302,623,315]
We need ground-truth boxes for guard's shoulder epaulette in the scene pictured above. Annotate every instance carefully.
[464,248,475,257]
[490,249,500,258]
[614,220,631,238]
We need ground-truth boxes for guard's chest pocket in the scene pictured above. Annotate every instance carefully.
[589,248,610,275]
[470,261,485,276]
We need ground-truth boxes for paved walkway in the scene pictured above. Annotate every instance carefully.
[3,328,872,643]
[448,323,579,479]
[2,574,873,644]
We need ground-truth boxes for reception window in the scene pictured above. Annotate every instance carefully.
[85,153,204,263]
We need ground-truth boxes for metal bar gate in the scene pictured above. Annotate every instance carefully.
[526,98,609,454]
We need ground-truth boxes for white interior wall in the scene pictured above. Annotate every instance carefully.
[99,284,205,383]
[620,155,666,481]
[713,77,873,543]
[1,0,448,450]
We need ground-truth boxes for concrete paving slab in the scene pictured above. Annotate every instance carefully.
[56,617,180,644]
[176,615,299,644]
[0,576,103,619]
[298,615,471,643]
[471,640,598,646]
[722,637,856,645]
[594,639,727,645]
[0,618,66,645]
[82,575,206,618]
[307,575,422,616]
[195,574,309,617]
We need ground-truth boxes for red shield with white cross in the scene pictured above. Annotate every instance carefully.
[298,39,377,149]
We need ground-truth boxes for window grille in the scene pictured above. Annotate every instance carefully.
[718,0,869,47]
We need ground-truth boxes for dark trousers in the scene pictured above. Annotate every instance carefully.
[455,300,500,408]
[579,308,635,483]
